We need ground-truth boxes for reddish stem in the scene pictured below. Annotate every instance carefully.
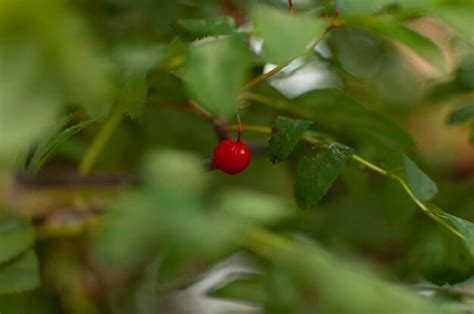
[288,0,293,15]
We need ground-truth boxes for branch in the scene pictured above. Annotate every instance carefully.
[243,10,340,90]
[226,123,465,240]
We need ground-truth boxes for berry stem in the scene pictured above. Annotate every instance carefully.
[236,111,243,142]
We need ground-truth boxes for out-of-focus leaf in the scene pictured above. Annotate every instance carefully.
[384,152,438,202]
[119,71,148,118]
[432,5,474,46]
[181,35,252,116]
[456,55,474,89]
[0,291,61,314]
[0,215,35,264]
[412,227,474,285]
[295,143,353,209]
[251,4,325,64]
[219,189,295,226]
[268,116,312,164]
[251,86,415,150]
[446,101,474,124]
[253,231,458,313]
[208,275,265,305]
[0,46,60,163]
[94,150,238,270]
[336,0,436,15]
[0,250,40,294]
[0,1,113,117]
[175,16,236,39]
[28,118,98,173]
[351,16,446,71]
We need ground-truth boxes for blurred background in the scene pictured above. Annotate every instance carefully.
[0,0,473,313]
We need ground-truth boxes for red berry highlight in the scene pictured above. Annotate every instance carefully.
[213,139,251,174]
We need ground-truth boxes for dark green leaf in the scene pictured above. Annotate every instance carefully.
[447,101,474,124]
[268,116,312,164]
[0,250,40,294]
[181,35,252,116]
[255,87,415,150]
[0,215,35,264]
[251,4,325,64]
[175,16,236,39]
[295,143,353,209]
[429,204,474,256]
[28,118,98,173]
[384,152,438,202]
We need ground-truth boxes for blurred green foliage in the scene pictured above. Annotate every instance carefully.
[0,0,473,313]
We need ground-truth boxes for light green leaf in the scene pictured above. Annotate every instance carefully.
[0,250,40,294]
[447,101,474,124]
[351,17,446,71]
[261,236,459,314]
[295,143,353,209]
[176,16,236,39]
[28,118,98,173]
[251,4,325,64]
[208,275,265,305]
[268,116,312,164]
[181,35,252,116]
[0,215,35,264]
[94,150,238,270]
[219,189,295,226]
[0,46,60,163]
[384,152,438,202]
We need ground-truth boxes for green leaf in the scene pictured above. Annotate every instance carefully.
[0,215,35,264]
[384,152,438,202]
[208,275,265,305]
[219,189,295,226]
[351,17,446,71]
[175,16,236,39]
[251,4,325,64]
[0,250,40,294]
[0,46,60,163]
[446,101,474,124]
[295,143,353,209]
[94,150,238,270]
[181,35,252,116]
[28,118,98,173]
[268,116,312,164]
[251,231,458,314]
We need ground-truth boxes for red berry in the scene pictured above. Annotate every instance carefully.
[213,139,251,174]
